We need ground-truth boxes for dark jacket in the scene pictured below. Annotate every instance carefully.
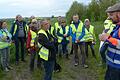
[10,20,27,40]
[38,31,56,61]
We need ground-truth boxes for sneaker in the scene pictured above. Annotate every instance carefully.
[54,69,61,73]
[4,67,9,72]
[83,64,88,68]
[74,62,79,66]
[7,66,13,70]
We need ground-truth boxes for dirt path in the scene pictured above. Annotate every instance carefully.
[1,54,102,80]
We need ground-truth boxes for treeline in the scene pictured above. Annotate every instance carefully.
[66,0,120,24]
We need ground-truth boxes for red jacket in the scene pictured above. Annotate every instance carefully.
[26,30,36,51]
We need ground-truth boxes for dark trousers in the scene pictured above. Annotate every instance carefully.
[37,53,42,68]
[85,42,96,58]
[73,42,86,65]
[62,43,68,54]
[29,50,36,71]
[54,42,58,54]
[43,60,55,80]
[70,43,73,54]
[105,65,120,80]
[14,37,25,62]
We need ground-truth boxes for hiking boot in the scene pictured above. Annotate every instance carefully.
[74,62,79,66]
[7,66,13,70]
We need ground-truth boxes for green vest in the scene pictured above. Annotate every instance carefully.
[30,30,37,47]
[70,21,83,39]
[82,25,95,42]
[58,26,69,43]
[38,29,49,61]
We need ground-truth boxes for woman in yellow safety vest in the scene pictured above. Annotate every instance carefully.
[57,19,70,59]
[26,19,38,71]
[84,19,96,59]
[0,20,12,72]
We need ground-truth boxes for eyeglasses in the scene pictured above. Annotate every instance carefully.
[61,22,66,23]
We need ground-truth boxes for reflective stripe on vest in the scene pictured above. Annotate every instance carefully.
[106,55,120,64]
[55,22,60,33]
[58,26,69,43]
[38,29,49,61]
[104,19,115,34]
[82,25,94,42]
[48,26,54,36]
[0,42,9,49]
[30,30,37,47]
[70,21,83,39]
[108,46,120,55]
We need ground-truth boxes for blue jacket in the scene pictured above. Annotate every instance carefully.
[70,21,85,43]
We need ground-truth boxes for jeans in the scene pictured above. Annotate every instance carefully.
[85,42,96,58]
[105,65,120,80]
[73,42,86,65]
[0,47,10,69]
[43,60,55,80]
[14,37,25,62]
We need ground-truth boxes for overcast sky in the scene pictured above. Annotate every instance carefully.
[0,0,91,18]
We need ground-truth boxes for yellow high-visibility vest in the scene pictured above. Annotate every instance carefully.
[38,29,49,61]
[83,25,95,42]
[13,23,29,37]
[104,19,115,34]
[0,29,11,49]
[58,26,69,43]
[70,21,83,39]
[30,30,37,47]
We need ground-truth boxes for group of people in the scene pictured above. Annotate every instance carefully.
[0,2,120,80]
[0,13,97,80]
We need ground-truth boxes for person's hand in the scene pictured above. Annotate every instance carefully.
[75,39,80,43]
[64,34,67,37]
[92,41,96,45]
[99,33,110,41]
[28,48,30,52]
